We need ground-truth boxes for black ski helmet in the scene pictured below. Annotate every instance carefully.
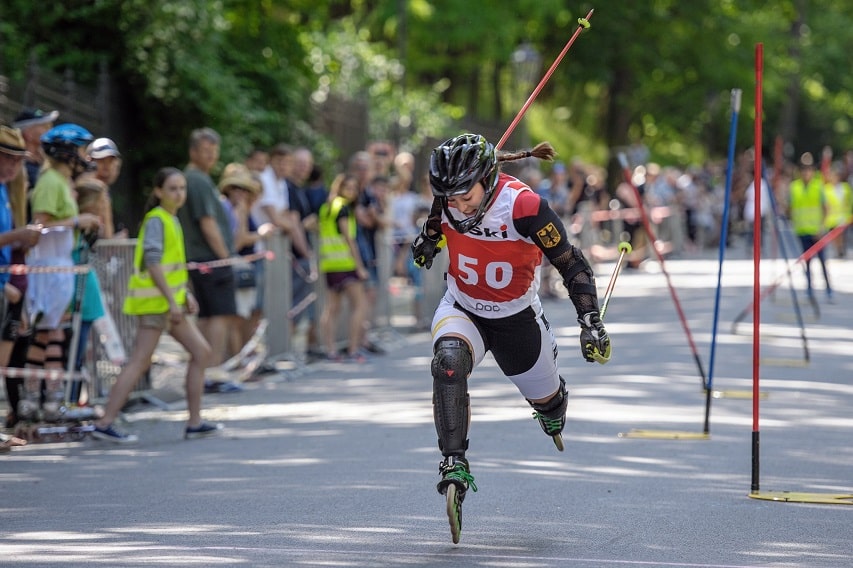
[429,133,499,233]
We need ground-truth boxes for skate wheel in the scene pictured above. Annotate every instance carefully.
[446,483,462,544]
[552,433,564,452]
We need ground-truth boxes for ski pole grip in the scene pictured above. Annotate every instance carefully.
[732,89,742,113]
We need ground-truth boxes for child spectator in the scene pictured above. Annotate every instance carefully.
[317,174,369,362]
[23,125,100,420]
[92,168,219,443]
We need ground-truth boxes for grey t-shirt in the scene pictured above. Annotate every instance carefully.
[141,215,165,268]
[177,167,234,261]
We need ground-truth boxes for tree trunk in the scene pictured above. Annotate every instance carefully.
[776,1,806,158]
[604,66,635,193]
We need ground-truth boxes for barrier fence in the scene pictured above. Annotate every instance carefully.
[1,201,687,411]
[88,239,140,398]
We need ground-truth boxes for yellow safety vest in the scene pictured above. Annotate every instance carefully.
[123,207,188,315]
[824,181,852,229]
[318,196,357,273]
[789,177,825,236]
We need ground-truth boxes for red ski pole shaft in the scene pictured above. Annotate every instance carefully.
[496,9,594,150]
[423,10,595,241]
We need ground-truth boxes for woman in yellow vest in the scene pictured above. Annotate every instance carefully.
[92,167,220,443]
[318,173,369,362]
[824,162,852,258]
[788,152,833,302]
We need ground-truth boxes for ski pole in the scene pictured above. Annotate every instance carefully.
[617,152,708,389]
[599,241,631,320]
[421,10,596,262]
[496,9,593,150]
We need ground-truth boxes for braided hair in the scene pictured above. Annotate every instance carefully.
[497,141,556,164]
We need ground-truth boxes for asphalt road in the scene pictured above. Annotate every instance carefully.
[2,252,852,568]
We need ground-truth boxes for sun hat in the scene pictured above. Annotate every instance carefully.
[0,125,28,156]
[88,137,122,159]
[218,163,261,194]
[12,107,59,130]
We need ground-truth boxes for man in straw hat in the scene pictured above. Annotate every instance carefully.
[0,125,43,447]
[217,163,272,360]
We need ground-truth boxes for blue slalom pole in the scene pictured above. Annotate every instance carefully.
[707,89,742,393]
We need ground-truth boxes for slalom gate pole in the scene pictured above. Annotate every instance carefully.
[761,164,810,362]
[707,89,742,395]
[751,43,763,494]
[496,9,594,150]
[617,153,708,392]
[730,221,848,330]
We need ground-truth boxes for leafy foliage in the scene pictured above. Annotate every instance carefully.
[302,18,461,151]
[2,0,851,201]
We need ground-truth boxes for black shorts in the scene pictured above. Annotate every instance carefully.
[188,265,237,318]
[460,303,547,377]
[324,270,361,293]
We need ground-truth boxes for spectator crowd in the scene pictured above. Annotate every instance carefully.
[1,105,852,450]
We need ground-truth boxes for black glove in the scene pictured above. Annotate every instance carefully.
[411,226,445,269]
[578,311,611,364]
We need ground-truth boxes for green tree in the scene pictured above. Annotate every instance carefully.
[2,0,851,203]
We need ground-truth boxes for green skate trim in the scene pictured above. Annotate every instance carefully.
[532,411,563,436]
[441,464,477,493]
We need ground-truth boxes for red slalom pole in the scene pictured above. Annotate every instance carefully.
[617,153,708,389]
[751,42,763,495]
[496,9,594,150]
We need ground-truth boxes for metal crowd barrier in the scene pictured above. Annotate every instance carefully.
[575,202,686,256]
[261,233,294,360]
[86,236,298,397]
[84,207,686,396]
[87,228,436,386]
[88,238,142,399]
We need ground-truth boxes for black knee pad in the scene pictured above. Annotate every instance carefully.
[432,337,473,381]
[530,376,569,420]
[432,337,473,457]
